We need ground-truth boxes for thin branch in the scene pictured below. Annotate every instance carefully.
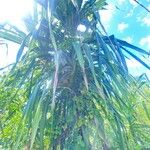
[133,0,150,13]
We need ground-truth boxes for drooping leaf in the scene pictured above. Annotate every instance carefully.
[122,47,150,70]
[73,42,88,89]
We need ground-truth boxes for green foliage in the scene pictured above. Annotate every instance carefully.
[0,0,150,149]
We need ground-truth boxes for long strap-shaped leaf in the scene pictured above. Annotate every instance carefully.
[30,100,42,150]
[117,39,150,55]
[101,34,128,73]
[122,46,150,70]
[0,30,23,44]
[0,25,27,44]
[16,32,32,63]
[102,35,150,55]
[73,42,88,90]
[83,44,104,98]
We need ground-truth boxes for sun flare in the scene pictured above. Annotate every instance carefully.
[0,0,33,24]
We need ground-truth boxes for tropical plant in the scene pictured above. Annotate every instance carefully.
[0,0,150,149]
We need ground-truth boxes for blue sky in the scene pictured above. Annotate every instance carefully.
[0,0,150,77]
[100,0,150,77]
[102,0,150,48]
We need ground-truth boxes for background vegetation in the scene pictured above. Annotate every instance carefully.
[0,0,150,149]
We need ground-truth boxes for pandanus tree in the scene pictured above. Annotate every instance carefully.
[0,0,150,149]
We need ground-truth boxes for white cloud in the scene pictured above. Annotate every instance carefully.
[127,59,150,78]
[126,59,142,68]
[128,0,138,7]
[126,9,134,17]
[118,0,126,5]
[142,15,150,27]
[99,3,115,29]
[123,36,133,43]
[148,5,150,10]
[136,14,150,27]
[118,22,129,32]
[139,36,150,50]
